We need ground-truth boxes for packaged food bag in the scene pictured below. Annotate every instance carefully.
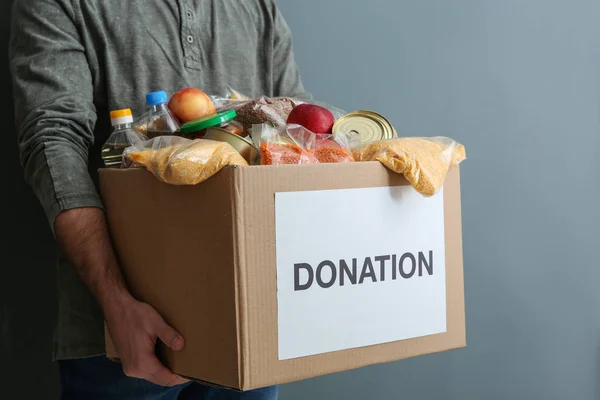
[353,137,466,196]
[259,124,318,165]
[123,136,248,185]
[233,97,302,133]
[315,133,354,163]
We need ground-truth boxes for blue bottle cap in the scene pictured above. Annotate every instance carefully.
[146,91,169,106]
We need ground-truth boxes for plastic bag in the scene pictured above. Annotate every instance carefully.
[211,89,347,136]
[315,133,354,163]
[259,124,318,165]
[353,137,466,196]
[258,124,355,165]
[230,97,302,133]
[227,86,250,101]
[123,136,248,185]
[210,86,252,109]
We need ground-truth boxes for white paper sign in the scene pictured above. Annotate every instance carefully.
[275,185,447,360]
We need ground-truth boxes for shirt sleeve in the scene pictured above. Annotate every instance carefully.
[9,0,103,232]
[271,4,312,101]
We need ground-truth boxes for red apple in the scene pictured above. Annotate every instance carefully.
[287,104,335,134]
[168,88,216,123]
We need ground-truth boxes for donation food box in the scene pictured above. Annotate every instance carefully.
[100,162,465,391]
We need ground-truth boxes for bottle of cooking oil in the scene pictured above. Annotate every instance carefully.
[145,90,180,138]
[101,108,146,168]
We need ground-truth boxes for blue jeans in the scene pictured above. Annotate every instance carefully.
[59,356,279,399]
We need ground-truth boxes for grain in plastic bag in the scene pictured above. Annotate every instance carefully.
[123,136,248,185]
[233,97,301,133]
[259,124,318,165]
[353,137,466,196]
[315,133,354,163]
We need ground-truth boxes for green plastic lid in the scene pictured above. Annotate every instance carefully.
[180,109,237,134]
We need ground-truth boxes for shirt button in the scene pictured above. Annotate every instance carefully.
[187,35,194,43]
[186,11,193,20]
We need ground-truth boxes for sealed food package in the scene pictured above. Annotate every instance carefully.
[260,124,318,165]
[315,133,354,163]
[232,97,302,132]
[123,136,248,185]
[353,137,466,196]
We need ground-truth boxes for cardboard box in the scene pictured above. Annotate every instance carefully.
[100,162,465,390]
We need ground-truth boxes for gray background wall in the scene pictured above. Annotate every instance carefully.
[2,0,599,399]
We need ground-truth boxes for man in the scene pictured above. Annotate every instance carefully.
[9,0,307,398]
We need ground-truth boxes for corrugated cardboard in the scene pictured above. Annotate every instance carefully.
[100,162,465,390]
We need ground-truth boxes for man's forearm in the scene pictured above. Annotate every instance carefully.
[54,207,132,314]
[53,206,188,385]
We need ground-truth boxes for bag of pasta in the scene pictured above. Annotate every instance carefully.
[123,136,248,185]
[353,137,466,196]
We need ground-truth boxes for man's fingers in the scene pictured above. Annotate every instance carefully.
[149,367,190,387]
[125,354,189,387]
[143,355,189,387]
[114,301,188,386]
[155,318,185,351]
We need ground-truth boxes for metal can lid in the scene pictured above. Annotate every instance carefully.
[350,110,395,137]
[332,110,395,146]
[204,126,259,164]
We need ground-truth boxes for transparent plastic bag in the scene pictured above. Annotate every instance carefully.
[259,124,318,165]
[231,97,302,133]
[353,137,466,196]
[123,136,248,185]
[211,89,347,136]
[210,86,252,109]
[257,124,355,165]
[315,133,354,163]
[226,86,250,101]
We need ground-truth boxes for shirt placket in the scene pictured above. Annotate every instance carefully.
[179,0,201,70]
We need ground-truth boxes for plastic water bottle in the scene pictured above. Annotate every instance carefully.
[145,90,180,138]
[101,109,146,168]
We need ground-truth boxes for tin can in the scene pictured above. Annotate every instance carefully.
[332,110,395,148]
[204,127,259,164]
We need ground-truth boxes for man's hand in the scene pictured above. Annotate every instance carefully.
[104,294,189,387]
[55,207,188,387]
